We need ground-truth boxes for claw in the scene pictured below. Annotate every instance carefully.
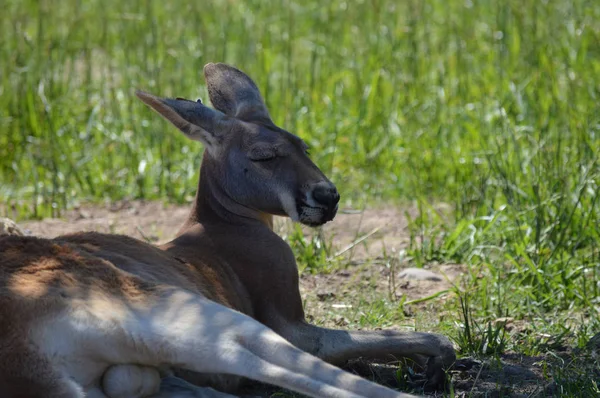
[423,334,457,391]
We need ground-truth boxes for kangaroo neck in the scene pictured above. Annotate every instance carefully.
[178,155,273,236]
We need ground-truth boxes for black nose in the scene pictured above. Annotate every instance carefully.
[312,185,340,208]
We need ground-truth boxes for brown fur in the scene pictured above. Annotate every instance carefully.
[0,233,249,396]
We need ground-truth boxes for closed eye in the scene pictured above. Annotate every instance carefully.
[249,147,277,162]
[251,155,277,162]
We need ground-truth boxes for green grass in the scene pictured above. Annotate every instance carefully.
[2,0,600,395]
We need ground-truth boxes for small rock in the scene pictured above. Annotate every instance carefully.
[452,357,481,371]
[398,267,443,281]
[0,218,24,237]
[317,291,336,301]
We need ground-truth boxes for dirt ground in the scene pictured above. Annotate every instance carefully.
[12,201,580,397]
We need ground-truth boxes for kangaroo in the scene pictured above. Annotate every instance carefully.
[0,63,455,398]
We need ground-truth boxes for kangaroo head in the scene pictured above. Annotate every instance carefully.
[137,63,339,227]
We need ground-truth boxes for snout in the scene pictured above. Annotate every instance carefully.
[312,184,341,210]
[297,182,340,226]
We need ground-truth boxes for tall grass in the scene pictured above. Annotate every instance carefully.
[1,0,599,357]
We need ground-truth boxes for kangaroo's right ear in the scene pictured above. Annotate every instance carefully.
[203,63,272,123]
[136,90,233,156]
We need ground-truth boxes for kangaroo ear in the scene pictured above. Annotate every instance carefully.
[136,90,233,155]
[203,63,272,123]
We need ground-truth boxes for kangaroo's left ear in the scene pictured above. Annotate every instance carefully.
[136,90,234,156]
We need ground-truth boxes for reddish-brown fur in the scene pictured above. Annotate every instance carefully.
[0,232,248,397]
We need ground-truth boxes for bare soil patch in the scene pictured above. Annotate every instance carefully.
[19,200,190,242]
[13,201,568,397]
[19,200,421,260]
